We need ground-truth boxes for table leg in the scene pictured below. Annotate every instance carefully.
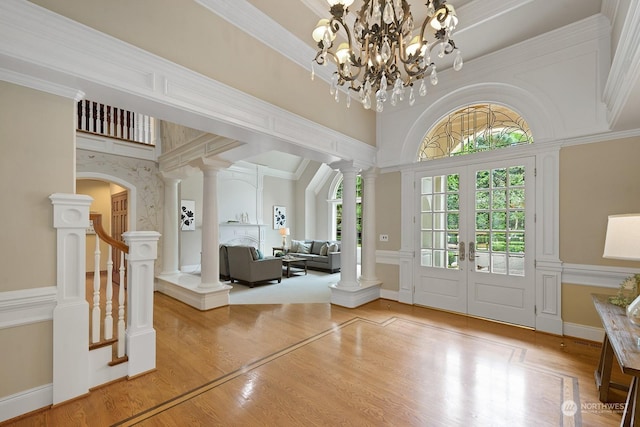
[286,263,291,278]
[622,376,640,427]
[595,334,614,402]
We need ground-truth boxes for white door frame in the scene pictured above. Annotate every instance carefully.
[397,145,563,335]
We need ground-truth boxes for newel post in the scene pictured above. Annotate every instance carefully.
[49,193,93,404]
[123,231,161,377]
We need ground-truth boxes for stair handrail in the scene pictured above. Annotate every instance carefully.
[89,212,129,254]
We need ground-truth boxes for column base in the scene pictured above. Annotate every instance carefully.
[156,273,231,311]
[329,281,381,308]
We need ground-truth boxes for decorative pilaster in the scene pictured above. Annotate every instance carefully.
[161,176,180,275]
[49,193,92,404]
[360,167,380,285]
[123,231,160,377]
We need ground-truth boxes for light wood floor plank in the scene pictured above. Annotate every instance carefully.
[1,295,628,426]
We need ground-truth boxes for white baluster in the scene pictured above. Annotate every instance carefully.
[104,247,113,340]
[91,236,101,343]
[143,115,150,144]
[117,251,126,358]
[134,112,142,143]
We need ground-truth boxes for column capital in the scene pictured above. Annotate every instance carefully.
[190,156,232,173]
[161,175,181,184]
[329,160,361,174]
[362,167,379,179]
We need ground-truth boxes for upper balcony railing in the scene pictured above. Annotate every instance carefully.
[77,100,155,145]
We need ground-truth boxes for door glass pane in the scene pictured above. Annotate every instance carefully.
[474,165,527,276]
[420,174,460,269]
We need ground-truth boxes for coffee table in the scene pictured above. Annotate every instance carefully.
[281,256,308,278]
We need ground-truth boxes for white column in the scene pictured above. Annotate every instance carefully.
[334,162,360,288]
[360,167,380,285]
[123,230,161,377]
[196,158,231,288]
[161,176,180,275]
[49,193,92,404]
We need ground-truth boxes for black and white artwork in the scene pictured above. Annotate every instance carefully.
[273,205,286,229]
[181,200,195,231]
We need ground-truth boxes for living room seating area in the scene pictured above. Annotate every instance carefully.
[283,240,341,273]
[223,245,282,287]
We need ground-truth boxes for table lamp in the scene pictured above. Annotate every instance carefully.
[603,214,640,325]
[279,227,290,248]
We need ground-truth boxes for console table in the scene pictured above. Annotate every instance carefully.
[593,294,640,426]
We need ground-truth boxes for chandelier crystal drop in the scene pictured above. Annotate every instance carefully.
[312,0,462,110]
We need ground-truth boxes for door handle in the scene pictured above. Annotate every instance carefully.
[459,241,465,261]
[469,241,476,261]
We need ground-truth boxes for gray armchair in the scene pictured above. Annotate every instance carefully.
[226,245,282,287]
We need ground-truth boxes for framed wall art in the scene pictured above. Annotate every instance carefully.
[181,200,196,231]
[273,205,286,229]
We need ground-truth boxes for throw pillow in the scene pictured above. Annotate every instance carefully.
[250,247,259,260]
[256,249,263,260]
[311,240,324,255]
[290,240,302,253]
[320,243,328,256]
[298,242,311,254]
[328,243,340,252]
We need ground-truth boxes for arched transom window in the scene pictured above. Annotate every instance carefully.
[417,104,533,161]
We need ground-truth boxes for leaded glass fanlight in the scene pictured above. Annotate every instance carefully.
[418,104,533,161]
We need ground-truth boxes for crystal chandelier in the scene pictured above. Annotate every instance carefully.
[312,0,462,111]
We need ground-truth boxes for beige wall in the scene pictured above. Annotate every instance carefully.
[560,138,640,327]
[376,171,402,251]
[30,0,376,145]
[0,81,74,398]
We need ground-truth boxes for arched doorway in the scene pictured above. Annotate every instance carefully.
[413,104,536,327]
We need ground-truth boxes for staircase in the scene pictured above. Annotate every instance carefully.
[50,194,161,404]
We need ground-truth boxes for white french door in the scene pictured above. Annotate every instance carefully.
[414,157,535,327]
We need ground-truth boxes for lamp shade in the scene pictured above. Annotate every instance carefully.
[279,227,290,236]
[603,214,640,260]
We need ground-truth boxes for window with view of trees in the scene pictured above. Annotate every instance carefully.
[417,104,533,161]
[332,175,363,246]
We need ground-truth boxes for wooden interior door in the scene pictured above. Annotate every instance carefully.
[111,190,128,285]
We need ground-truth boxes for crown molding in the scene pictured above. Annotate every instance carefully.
[603,1,640,127]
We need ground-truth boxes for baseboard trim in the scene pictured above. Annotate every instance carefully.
[0,384,52,423]
[563,322,604,342]
[380,289,399,301]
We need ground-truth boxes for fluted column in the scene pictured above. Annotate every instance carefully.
[196,158,231,288]
[334,161,360,288]
[360,167,380,285]
[161,176,180,275]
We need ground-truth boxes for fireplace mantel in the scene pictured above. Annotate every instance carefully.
[219,223,266,251]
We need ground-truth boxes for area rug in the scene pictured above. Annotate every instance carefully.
[227,270,338,305]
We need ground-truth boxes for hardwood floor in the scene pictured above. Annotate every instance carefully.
[3,294,628,426]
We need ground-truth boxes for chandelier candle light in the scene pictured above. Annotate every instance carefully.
[312,0,462,111]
